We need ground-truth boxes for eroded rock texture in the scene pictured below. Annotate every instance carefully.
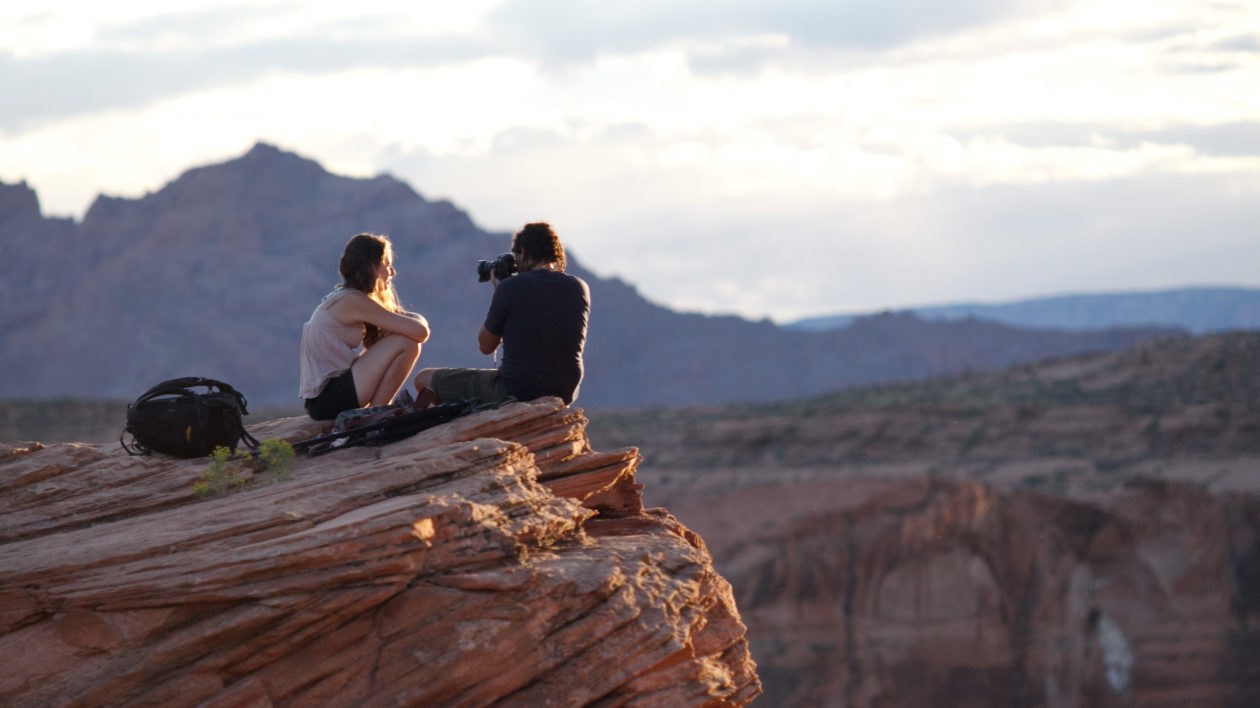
[0,399,760,707]
[589,333,1260,706]
[660,473,1260,707]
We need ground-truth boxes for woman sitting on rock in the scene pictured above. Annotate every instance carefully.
[299,233,430,420]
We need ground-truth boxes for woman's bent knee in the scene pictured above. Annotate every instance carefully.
[381,333,422,357]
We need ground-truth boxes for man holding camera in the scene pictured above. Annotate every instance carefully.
[414,222,591,407]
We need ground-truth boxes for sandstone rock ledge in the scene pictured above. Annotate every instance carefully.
[0,398,761,707]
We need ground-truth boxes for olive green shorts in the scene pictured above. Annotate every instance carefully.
[429,368,509,405]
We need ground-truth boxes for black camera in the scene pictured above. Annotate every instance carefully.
[477,252,518,282]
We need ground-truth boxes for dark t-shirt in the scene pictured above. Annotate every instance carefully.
[484,269,591,404]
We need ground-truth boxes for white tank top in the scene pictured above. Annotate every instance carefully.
[298,288,363,399]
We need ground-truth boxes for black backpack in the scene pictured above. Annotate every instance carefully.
[120,377,260,458]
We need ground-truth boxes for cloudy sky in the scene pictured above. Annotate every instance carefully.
[2,0,1258,322]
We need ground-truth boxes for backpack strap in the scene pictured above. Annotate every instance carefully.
[234,414,261,450]
[120,428,150,456]
[133,377,251,412]
[196,381,259,450]
[132,377,202,406]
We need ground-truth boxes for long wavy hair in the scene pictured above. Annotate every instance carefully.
[339,233,401,346]
[512,222,566,272]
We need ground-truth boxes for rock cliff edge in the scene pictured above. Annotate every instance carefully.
[0,398,761,707]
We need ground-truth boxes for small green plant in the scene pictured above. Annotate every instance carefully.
[256,438,297,485]
[194,438,297,499]
[194,446,251,498]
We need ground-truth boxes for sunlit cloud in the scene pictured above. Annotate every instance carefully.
[0,0,1257,320]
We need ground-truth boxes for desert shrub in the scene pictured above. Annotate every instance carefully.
[194,438,296,499]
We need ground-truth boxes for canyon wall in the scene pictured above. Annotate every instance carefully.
[591,334,1260,706]
[655,472,1259,707]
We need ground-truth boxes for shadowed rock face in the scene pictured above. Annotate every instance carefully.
[657,474,1260,707]
[0,399,761,707]
[585,334,1260,706]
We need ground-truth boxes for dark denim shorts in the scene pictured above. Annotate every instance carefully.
[304,369,360,421]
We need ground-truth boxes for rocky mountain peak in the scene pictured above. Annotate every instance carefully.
[0,180,40,226]
[156,142,344,211]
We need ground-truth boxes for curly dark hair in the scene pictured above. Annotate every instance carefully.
[338,233,400,346]
[511,222,566,272]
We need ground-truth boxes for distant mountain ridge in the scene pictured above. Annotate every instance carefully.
[789,287,1260,334]
[0,143,1181,408]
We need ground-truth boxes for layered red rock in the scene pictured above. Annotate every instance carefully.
[656,472,1260,707]
[0,398,760,707]
[586,333,1260,706]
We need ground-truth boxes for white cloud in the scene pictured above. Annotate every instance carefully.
[0,1,501,56]
[1,0,1258,319]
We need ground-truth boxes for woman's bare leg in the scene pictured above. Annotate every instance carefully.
[351,335,421,407]
[371,342,421,405]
